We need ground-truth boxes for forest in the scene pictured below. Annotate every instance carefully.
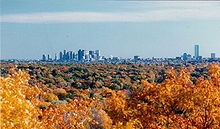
[1,62,220,128]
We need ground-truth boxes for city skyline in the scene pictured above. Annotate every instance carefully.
[40,45,218,62]
[1,0,220,59]
[1,44,219,60]
[1,45,219,64]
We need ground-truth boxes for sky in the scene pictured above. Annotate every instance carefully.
[1,0,220,59]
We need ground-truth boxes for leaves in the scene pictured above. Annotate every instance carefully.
[1,63,220,128]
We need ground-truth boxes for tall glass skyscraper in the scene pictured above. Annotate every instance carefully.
[59,52,63,60]
[78,49,84,61]
[194,45,199,59]
[95,50,100,59]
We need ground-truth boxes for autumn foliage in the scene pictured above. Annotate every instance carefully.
[0,63,220,128]
[0,70,42,128]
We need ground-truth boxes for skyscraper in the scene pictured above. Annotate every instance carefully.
[42,54,46,61]
[55,53,57,61]
[95,50,100,56]
[66,51,70,60]
[84,50,89,61]
[47,54,50,61]
[72,52,76,60]
[95,50,100,60]
[63,50,67,60]
[70,51,73,60]
[89,51,95,58]
[194,45,199,59]
[182,53,188,60]
[211,53,216,59]
[59,52,63,60]
[78,49,84,61]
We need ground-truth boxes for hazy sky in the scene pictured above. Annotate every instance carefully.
[1,0,220,59]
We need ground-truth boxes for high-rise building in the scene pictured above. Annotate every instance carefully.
[96,50,100,56]
[89,51,95,58]
[134,56,140,62]
[59,52,63,60]
[70,51,73,60]
[78,49,84,61]
[72,52,76,60]
[211,53,216,59]
[84,50,89,61]
[47,54,50,60]
[42,54,46,61]
[95,50,100,60]
[182,53,188,60]
[194,45,199,59]
[55,53,57,61]
[63,50,67,60]
[66,51,70,60]
[64,50,66,56]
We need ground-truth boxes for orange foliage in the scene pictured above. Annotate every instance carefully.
[0,70,42,129]
[1,64,220,129]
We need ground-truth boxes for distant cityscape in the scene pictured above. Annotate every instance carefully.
[1,45,219,64]
[42,49,101,63]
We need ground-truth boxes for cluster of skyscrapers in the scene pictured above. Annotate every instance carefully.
[39,45,218,64]
[180,45,216,61]
[1,45,218,64]
[132,45,218,64]
[42,49,101,62]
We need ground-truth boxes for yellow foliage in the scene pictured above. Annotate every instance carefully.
[0,70,42,129]
[42,93,59,102]
[1,64,220,129]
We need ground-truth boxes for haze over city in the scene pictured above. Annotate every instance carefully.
[1,0,220,59]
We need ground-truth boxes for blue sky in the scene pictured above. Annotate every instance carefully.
[1,0,220,59]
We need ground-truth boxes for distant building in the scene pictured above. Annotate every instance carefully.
[63,50,67,60]
[55,53,57,61]
[64,50,66,56]
[70,51,73,60]
[78,49,84,61]
[182,53,192,60]
[84,50,89,61]
[47,54,50,60]
[59,52,63,60]
[89,51,95,58]
[95,50,100,59]
[73,52,76,60]
[66,51,69,60]
[182,53,188,60]
[211,53,216,59]
[194,45,200,59]
[42,54,46,61]
[134,56,140,62]
[176,57,181,60]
